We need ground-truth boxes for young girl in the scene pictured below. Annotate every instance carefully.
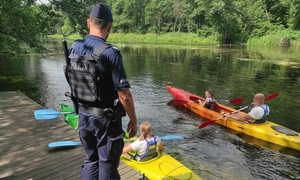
[122,121,164,161]
[198,90,217,110]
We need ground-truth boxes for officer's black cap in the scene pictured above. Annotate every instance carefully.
[90,3,113,22]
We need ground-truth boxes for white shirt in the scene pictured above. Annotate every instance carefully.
[130,136,161,160]
[248,105,270,120]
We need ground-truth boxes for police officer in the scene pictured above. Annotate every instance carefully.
[66,3,137,180]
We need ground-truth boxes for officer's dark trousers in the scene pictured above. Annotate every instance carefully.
[78,111,124,180]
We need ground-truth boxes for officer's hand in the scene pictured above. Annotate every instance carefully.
[127,121,137,138]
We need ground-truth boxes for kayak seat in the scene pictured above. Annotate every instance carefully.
[130,152,159,162]
[271,126,298,136]
[139,152,159,162]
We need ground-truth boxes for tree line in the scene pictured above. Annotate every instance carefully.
[1,0,300,53]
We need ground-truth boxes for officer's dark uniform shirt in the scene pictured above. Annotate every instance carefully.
[69,35,130,106]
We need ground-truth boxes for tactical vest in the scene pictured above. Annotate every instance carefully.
[136,135,159,162]
[67,42,116,107]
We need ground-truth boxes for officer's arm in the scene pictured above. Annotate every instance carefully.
[118,89,137,137]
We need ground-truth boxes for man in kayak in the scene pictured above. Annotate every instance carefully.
[65,3,137,180]
[122,121,164,161]
[222,93,270,123]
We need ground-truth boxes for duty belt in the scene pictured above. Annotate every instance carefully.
[79,105,116,122]
[79,106,104,115]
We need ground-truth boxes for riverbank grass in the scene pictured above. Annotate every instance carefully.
[48,33,219,44]
[49,32,300,46]
[247,29,300,46]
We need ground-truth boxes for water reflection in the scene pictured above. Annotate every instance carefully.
[0,41,300,179]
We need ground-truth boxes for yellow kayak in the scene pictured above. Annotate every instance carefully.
[121,151,202,180]
[167,85,300,151]
[60,103,202,179]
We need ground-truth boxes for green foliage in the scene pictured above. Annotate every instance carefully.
[0,0,49,53]
[48,32,219,44]
[60,17,75,37]
[2,0,300,53]
[247,29,300,46]
[287,0,300,30]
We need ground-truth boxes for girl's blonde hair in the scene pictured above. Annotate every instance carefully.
[138,121,152,141]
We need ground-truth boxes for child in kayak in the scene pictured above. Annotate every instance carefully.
[122,121,164,161]
[197,90,218,110]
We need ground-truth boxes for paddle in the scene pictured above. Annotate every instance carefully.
[172,97,244,106]
[198,92,279,129]
[48,141,81,148]
[34,109,73,120]
[48,135,184,148]
[198,105,251,129]
[265,92,279,101]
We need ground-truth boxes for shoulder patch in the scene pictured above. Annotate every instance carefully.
[112,46,119,50]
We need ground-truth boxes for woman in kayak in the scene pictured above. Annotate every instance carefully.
[197,90,218,110]
[122,121,164,161]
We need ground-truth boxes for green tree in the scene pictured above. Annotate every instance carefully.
[145,0,173,34]
[196,0,243,43]
[47,0,114,36]
[60,17,75,37]
[112,0,148,33]
[0,0,48,53]
[287,0,300,30]
[38,3,63,35]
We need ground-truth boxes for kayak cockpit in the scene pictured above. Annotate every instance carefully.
[271,126,299,136]
[188,95,204,102]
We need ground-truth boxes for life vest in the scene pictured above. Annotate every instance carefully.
[67,42,117,107]
[253,105,270,124]
[135,135,158,162]
[204,98,216,110]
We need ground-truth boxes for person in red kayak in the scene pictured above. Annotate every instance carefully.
[197,90,218,110]
[122,121,164,161]
[222,93,270,123]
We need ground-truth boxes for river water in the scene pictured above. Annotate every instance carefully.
[0,40,299,179]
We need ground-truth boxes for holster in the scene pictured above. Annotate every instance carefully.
[104,99,125,122]
[71,93,79,115]
[64,92,79,114]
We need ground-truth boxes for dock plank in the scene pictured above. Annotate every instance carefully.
[0,91,139,180]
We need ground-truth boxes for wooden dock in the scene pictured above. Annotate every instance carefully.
[0,91,139,180]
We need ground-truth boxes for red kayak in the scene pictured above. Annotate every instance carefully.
[166,85,300,151]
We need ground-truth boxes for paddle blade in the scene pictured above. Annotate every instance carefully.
[161,135,184,140]
[34,109,61,120]
[265,92,279,101]
[172,100,189,106]
[48,141,81,148]
[198,120,217,129]
[229,98,244,104]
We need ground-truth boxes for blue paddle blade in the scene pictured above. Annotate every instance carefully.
[48,141,81,148]
[161,135,184,140]
[34,109,62,120]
